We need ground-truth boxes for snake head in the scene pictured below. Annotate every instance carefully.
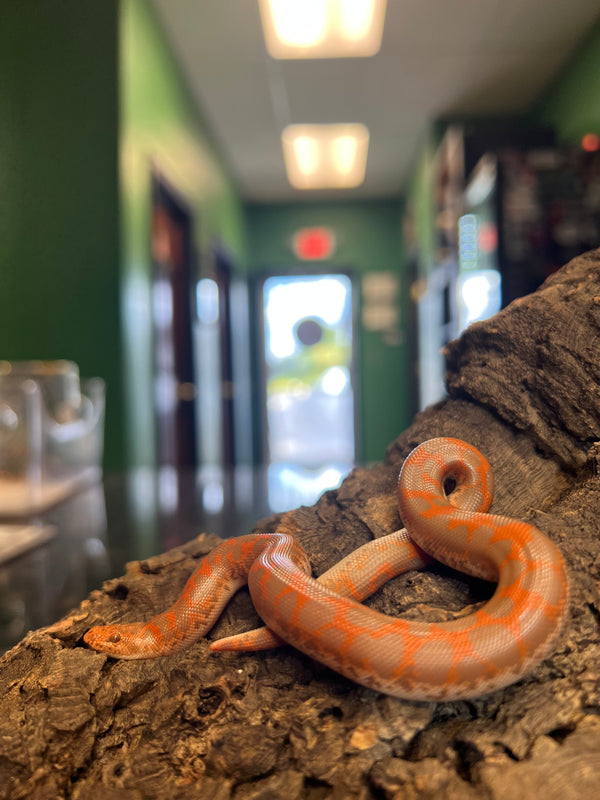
[83,622,156,659]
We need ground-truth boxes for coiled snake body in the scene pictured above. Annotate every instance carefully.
[84,438,569,701]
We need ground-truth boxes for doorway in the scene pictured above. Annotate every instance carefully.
[195,246,253,470]
[151,175,197,468]
[260,272,357,510]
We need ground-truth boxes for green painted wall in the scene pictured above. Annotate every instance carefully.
[0,1,123,468]
[534,19,600,141]
[0,0,248,471]
[245,201,408,463]
[120,0,248,468]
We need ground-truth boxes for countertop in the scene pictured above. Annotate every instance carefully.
[0,465,305,655]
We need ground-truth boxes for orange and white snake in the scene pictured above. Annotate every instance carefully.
[84,438,570,701]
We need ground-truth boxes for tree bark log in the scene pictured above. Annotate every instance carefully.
[1,251,599,800]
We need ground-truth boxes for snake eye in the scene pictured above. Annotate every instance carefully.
[109,632,121,643]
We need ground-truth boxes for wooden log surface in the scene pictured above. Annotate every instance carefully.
[1,251,599,800]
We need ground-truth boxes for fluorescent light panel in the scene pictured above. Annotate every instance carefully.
[282,124,369,189]
[259,0,387,59]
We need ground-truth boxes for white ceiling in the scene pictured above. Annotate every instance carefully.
[150,0,600,202]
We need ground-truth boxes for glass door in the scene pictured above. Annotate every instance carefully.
[261,273,356,510]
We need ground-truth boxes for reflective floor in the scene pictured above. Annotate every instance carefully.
[0,464,349,655]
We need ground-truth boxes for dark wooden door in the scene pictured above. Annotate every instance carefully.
[151,176,198,468]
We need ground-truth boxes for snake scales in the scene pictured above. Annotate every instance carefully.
[84,438,569,701]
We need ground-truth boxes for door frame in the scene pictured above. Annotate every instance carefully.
[253,266,361,466]
[150,171,198,468]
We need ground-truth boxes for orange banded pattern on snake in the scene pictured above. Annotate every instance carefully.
[84,438,569,701]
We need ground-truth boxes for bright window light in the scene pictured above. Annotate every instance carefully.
[458,270,501,329]
[268,463,348,511]
[259,0,387,59]
[196,278,219,325]
[321,366,350,396]
[264,275,350,359]
[282,124,369,190]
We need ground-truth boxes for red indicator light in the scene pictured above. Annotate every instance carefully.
[478,222,498,254]
[293,227,336,260]
[582,133,600,153]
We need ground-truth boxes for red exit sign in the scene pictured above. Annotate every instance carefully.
[292,227,336,260]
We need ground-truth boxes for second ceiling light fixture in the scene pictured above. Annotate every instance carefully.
[258,0,388,190]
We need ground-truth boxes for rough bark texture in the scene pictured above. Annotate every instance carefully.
[1,251,600,800]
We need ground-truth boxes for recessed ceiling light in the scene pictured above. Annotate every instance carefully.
[259,0,387,59]
[282,124,369,189]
